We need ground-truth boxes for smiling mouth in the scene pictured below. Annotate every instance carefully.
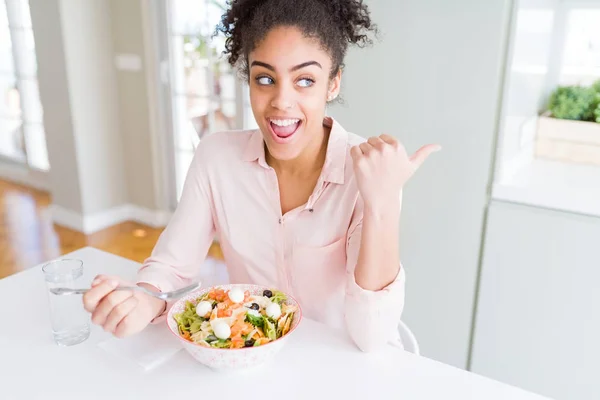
[269,118,301,139]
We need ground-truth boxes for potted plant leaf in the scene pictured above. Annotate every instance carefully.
[535,80,600,166]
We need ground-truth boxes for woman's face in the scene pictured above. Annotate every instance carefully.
[248,26,341,161]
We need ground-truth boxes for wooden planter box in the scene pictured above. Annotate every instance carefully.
[535,113,600,166]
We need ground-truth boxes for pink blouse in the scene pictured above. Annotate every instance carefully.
[137,117,405,352]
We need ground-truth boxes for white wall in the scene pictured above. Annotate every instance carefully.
[109,0,161,212]
[30,0,126,219]
[330,0,512,368]
[59,0,128,215]
[29,0,83,213]
[28,0,170,233]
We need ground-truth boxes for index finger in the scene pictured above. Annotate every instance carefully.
[91,274,111,287]
[83,279,119,313]
[379,134,398,146]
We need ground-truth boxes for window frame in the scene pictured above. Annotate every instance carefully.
[0,0,49,189]
[151,0,254,210]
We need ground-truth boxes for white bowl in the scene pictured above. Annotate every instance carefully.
[167,284,302,371]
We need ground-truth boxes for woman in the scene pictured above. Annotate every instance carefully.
[83,0,440,352]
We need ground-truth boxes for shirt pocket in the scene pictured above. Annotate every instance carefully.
[291,237,348,324]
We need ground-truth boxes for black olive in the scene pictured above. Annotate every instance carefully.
[211,302,217,309]
[263,289,273,298]
[244,339,255,347]
[250,303,260,310]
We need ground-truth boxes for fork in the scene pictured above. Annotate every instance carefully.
[49,282,202,301]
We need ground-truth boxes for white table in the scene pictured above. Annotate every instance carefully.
[0,247,551,400]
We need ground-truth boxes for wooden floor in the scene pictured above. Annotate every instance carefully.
[0,179,223,280]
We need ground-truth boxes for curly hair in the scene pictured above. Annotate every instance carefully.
[215,0,378,80]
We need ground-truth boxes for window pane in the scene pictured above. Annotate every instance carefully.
[0,2,8,28]
[175,149,194,201]
[173,95,206,151]
[0,117,25,161]
[244,105,258,130]
[173,34,230,97]
[216,61,236,101]
[0,74,20,118]
[170,0,227,36]
[168,0,246,205]
[170,0,205,35]
[169,34,186,94]
[195,101,240,133]
[559,9,600,85]
[2,0,47,171]
[171,35,236,98]
[19,78,43,123]
[215,99,236,131]
[511,9,554,73]
[24,122,49,170]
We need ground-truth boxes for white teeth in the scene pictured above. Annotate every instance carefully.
[270,119,299,127]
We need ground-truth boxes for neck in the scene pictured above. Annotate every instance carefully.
[266,124,330,177]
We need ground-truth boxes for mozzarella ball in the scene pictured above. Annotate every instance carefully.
[247,309,260,317]
[212,321,231,340]
[266,302,281,320]
[195,301,213,317]
[228,288,245,303]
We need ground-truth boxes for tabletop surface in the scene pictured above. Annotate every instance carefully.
[0,247,552,400]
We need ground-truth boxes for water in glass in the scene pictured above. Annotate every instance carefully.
[42,259,90,346]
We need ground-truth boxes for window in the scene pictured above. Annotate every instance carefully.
[166,0,256,200]
[0,0,48,171]
[559,8,600,85]
[492,1,600,219]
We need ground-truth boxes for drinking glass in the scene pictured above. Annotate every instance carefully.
[42,259,91,346]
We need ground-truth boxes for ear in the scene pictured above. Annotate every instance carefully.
[327,68,342,102]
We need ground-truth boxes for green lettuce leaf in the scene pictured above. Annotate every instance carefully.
[245,312,264,329]
[270,290,287,305]
[212,340,231,349]
[264,317,277,341]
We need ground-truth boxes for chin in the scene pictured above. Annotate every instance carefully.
[267,146,300,161]
[263,140,304,161]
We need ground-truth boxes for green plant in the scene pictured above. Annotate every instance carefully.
[547,85,597,121]
[593,79,600,123]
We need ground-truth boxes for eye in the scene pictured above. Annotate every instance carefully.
[297,78,315,88]
[255,76,274,85]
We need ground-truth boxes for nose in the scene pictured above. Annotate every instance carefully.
[270,83,295,110]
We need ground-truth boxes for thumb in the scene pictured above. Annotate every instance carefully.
[409,144,441,169]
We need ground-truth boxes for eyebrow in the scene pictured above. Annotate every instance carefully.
[250,60,322,72]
